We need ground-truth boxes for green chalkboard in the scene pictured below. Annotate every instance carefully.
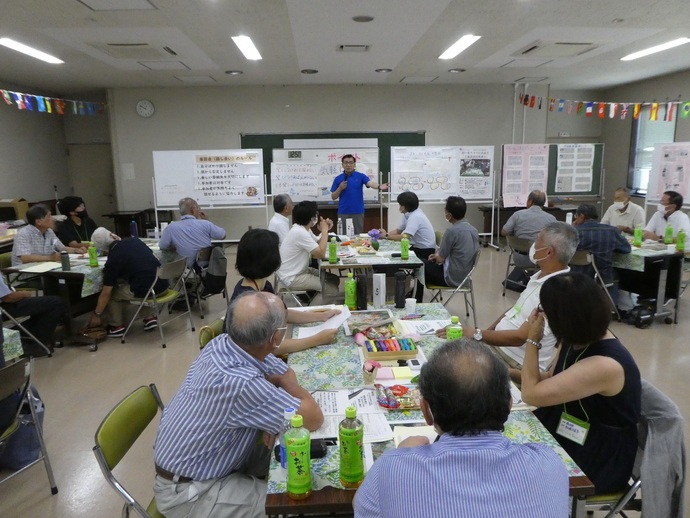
[240,131,426,194]
[546,143,604,197]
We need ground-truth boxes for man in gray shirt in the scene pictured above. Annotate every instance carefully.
[423,196,479,289]
[501,190,556,289]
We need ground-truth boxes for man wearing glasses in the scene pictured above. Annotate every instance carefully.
[330,154,388,235]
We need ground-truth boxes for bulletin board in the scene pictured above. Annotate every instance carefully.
[545,143,604,197]
[647,143,690,203]
[152,149,265,208]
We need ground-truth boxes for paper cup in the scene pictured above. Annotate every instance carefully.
[405,298,416,314]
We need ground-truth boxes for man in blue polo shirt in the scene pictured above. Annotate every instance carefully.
[330,154,388,235]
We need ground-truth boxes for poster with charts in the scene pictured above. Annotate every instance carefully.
[648,144,690,202]
[501,144,549,207]
[554,144,594,193]
[390,147,459,200]
[458,146,494,200]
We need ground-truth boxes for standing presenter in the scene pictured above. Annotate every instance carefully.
[330,154,388,235]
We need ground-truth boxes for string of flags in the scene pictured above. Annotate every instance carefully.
[1,88,106,116]
[518,93,690,121]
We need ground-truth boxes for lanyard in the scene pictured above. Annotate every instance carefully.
[561,344,591,422]
[71,219,89,242]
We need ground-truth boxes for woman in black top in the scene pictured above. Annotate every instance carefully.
[519,273,641,494]
[56,196,98,247]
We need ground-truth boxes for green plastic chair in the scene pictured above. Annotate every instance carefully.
[198,317,225,350]
[92,384,166,518]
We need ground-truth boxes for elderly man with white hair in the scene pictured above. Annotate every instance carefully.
[87,227,168,337]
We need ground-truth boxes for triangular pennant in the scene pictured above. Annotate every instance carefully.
[681,102,690,119]
[597,102,605,118]
[1,90,12,105]
[666,102,674,122]
[633,104,641,119]
[586,102,594,117]
[44,98,52,114]
[620,103,629,120]
[609,103,618,119]
[650,103,659,121]
[36,96,46,113]
[558,99,565,112]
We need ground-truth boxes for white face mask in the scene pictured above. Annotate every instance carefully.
[612,201,626,211]
[657,203,670,214]
[529,243,548,264]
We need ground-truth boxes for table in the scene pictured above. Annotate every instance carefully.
[102,209,174,238]
[266,303,595,517]
[614,244,685,323]
[477,205,571,237]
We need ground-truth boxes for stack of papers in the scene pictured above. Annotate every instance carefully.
[394,319,450,336]
[19,262,61,273]
[294,305,350,339]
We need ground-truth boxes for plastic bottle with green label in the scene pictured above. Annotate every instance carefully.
[88,245,99,267]
[286,414,312,500]
[446,316,463,340]
[400,234,409,260]
[345,272,357,310]
[676,229,686,252]
[633,224,643,247]
[664,224,674,244]
[339,406,364,488]
[329,237,338,264]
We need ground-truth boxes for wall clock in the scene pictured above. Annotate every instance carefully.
[136,99,155,118]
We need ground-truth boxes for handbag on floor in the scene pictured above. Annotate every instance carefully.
[0,386,44,470]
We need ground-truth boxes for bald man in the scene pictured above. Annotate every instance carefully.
[153,291,323,518]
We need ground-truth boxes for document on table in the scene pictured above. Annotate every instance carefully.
[295,305,351,339]
[393,425,438,447]
[395,319,451,335]
[19,262,62,273]
[311,413,394,443]
[312,389,384,416]
[510,381,536,411]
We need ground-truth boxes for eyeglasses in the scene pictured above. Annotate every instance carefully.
[273,326,288,347]
[342,161,355,165]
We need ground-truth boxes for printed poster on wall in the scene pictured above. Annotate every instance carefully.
[458,146,494,200]
[390,147,459,200]
[649,144,690,201]
[554,144,594,193]
[501,144,549,207]
[270,163,320,200]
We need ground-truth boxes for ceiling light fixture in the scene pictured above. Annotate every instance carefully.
[621,37,690,61]
[225,70,243,75]
[353,15,374,23]
[231,35,262,60]
[301,69,318,74]
[0,37,63,64]
[438,34,481,60]
[448,68,466,73]
[375,68,392,73]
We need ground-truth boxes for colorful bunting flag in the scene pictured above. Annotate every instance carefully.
[609,103,618,119]
[558,99,565,112]
[55,99,65,115]
[24,96,34,111]
[633,104,641,119]
[597,103,605,118]
[650,103,659,121]
[620,103,629,120]
[665,102,674,122]
[577,102,584,115]
[538,97,542,109]
[36,96,46,112]
[1,90,11,105]
[45,98,52,114]
[681,102,690,118]
[524,95,529,106]
[549,98,555,111]
[586,102,594,117]
[12,93,25,110]
[529,96,535,108]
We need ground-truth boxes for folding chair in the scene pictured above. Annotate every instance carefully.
[502,235,537,296]
[274,272,314,307]
[0,358,58,495]
[121,258,196,348]
[186,246,228,320]
[434,231,442,247]
[198,317,225,350]
[427,249,480,328]
[569,250,621,321]
[0,306,53,357]
[92,384,166,518]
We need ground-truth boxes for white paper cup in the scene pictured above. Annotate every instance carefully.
[405,298,416,314]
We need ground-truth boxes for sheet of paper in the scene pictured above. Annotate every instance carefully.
[295,306,351,339]
[393,425,438,447]
[290,304,337,312]
[311,413,394,443]
[396,319,450,335]
[19,262,62,273]
[510,381,536,411]
[312,389,384,415]
[356,257,390,264]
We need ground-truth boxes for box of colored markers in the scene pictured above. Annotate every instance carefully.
[362,337,418,361]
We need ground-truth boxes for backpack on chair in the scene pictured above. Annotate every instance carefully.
[201,246,227,295]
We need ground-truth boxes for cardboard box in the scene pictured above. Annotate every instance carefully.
[0,198,29,220]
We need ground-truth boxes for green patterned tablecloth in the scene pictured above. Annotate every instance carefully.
[614,243,679,273]
[2,327,23,361]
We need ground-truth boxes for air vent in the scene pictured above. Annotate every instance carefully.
[337,44,370,52]
[513,40,598,59]
[88,42,179,60]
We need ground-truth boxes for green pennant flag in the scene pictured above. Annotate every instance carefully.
[681,102,690,119]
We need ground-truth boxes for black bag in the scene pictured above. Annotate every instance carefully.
[201,246,227,295]
[0,386,44,470]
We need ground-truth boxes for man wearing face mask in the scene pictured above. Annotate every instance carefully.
[56,196,98,248]
[437,222,578,371]
[277,201,339,300]
[354,339,569,518]
[643,190,690,242]
[600,187,645,234]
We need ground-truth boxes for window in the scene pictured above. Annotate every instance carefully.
[628,105,676,195]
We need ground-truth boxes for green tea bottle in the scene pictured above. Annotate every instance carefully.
[400,234,409,260]
[345,272,357,310]
[446,316,463,340]
[286,414,312,500]
[676,229,686,252]
[664,224,674,244]
[633,224,643,247]
[329,237,338,264]
[339,406,364,488]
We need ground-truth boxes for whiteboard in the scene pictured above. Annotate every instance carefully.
[152,149,265,208]
[272,148,379,202]
[501,144,550,207]
[648,143,690,203]
[391,146,495,201]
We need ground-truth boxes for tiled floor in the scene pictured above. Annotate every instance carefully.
[2,243,684,517]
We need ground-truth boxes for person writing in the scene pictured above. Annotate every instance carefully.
[330,154,388,235]
[519,272,641,495]
[231,228,340,355]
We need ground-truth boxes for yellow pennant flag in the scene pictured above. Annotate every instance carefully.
[650,103,659,121]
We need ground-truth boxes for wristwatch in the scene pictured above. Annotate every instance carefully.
[473,328,483,341]
[94,310,103,317]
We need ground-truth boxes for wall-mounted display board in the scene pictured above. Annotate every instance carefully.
[546,143,603,198]
[152,149,264,208]
[390,146,494,200]
[240,131,426,193]
[272,148,379,201]
[647,143,690,203]
[501,144,550,207]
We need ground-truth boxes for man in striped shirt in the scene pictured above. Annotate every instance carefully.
[354,339,569,518]
[153,291,323,518]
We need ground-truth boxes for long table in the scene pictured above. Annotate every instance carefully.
[266,303,595,517]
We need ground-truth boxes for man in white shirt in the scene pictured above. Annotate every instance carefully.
[267,194,293,244]
[643,190,690,242]
[436,222,579,371]
[601,187,645,235]
[277,201,339,299]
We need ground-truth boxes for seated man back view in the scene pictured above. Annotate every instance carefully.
[440,221,579,371]
[354,339,568,518]
[159,197,226,267]
[267,193,293,244]
[153,291,324,518]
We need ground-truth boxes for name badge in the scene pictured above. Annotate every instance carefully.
[556,412,590,446]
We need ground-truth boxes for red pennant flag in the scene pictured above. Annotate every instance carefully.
[1,90,11,105]
[681,102,690,119]
[577,102,584,114]
[609,103,618,118]
[598,103,605,118]
[549,98,555,111]
[529,96,536,108]
[95,103,105,115]
[633,104,641,119]
[666,102,674,121]
[620,103,629,120]
[55,99,65,115]
[586,102,594,117]
[650,103,659,121]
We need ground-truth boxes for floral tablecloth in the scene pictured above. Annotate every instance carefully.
[2,327,23,361]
